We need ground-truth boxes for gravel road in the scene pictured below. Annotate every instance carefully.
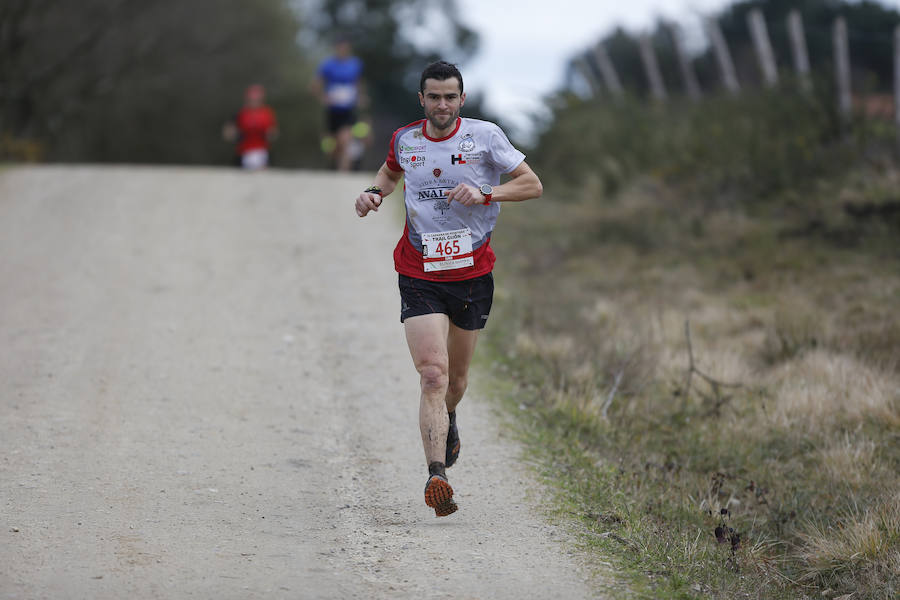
[0,166,598,599]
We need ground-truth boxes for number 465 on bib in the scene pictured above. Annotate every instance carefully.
[421,228,474,272]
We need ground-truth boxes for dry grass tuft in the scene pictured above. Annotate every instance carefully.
[512,323,659,419]
[767,350,900,428]
[797,497,900,597]
[818,434,880,488]
[653,301,761,385]
[760,295,830,366]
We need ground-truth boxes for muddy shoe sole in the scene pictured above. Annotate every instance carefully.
[424,475,458,517]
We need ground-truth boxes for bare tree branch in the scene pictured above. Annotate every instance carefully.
[601,365,626,420]
[682,319,744,416]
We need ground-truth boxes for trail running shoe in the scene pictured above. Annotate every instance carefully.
[445,412,460,468]
[424,474,458,517]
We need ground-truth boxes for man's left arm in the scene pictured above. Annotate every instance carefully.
[491,161,542,203]
[446,161,542,206]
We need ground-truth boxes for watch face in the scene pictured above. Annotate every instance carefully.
[480,184,493,195]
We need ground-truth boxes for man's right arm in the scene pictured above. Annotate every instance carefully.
[355,163,403,218]
[310,60,328,104]
[222,112,239,142]
[309,75,326,104]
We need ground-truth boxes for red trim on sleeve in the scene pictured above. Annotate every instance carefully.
[385,129,401,172]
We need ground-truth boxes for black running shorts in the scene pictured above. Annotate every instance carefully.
[398,273,494,331]
[326,108,356,133]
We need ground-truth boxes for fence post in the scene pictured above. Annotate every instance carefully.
[747,8,778,87]
[575,55,603,98]
[670,23,702,100]
[833,17,852,120]
[638,34,667,101]
[706,17,740,94]
[787,10,812,90]
[593,42,624,98]
[894,25,900,151]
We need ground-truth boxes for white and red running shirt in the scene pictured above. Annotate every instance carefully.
[385,117,526,282]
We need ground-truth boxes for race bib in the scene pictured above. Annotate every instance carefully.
[422,228,474,272]
[327,84,357,106]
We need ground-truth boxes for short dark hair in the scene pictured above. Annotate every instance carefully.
[419,61,463,94]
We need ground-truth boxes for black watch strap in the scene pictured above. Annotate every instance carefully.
[364,185,383,195]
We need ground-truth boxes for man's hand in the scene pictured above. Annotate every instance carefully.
[446,183,486,207]
[355,191,382,217]
[222,122,237,142]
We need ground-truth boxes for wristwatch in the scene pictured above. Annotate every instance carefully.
[479,183,493,205]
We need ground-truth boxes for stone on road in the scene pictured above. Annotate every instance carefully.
[0,166,597,599]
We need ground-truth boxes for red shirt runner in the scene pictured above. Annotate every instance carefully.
[235,106,277,155]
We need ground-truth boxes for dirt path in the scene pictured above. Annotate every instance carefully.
[0,166,598,599]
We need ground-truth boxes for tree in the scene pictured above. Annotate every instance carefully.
[296,0,488,165]
[1,0,322,165]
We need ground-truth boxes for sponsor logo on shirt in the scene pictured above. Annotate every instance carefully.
[414,185,456,225]
[450,152,482,165]
[417,187,453,200]
[400,143,427,153]
[458,133,476,152]
[424,177,457,187]
[401,153,426,168]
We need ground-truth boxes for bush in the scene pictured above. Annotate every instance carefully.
[531,86,861,207]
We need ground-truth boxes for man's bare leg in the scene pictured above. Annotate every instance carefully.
[335,126,354,172]
[404,313,451,464]
[445,323,478,413]
[443,323,478,467]
[404,313,458,516]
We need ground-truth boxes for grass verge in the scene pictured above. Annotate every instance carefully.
[479,164,900,599]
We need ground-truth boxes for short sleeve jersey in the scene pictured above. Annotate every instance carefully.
[317,56,363,110]
[386,117,525,282]
[235,106,277,154]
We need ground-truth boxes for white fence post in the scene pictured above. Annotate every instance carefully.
[593,42,624,98]
[706,17,740,94]
[747,8,778,87]
[638,34,667,101]
[575,55,603,98]
[670,23,702,100]
[787,10,812,90]
[833,17,852,120]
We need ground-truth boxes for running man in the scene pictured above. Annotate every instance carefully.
[222,84,278,170]
[354,61,543,517]
[312,38,365,172]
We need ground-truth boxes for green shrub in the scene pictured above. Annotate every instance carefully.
[531,87,861,207]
